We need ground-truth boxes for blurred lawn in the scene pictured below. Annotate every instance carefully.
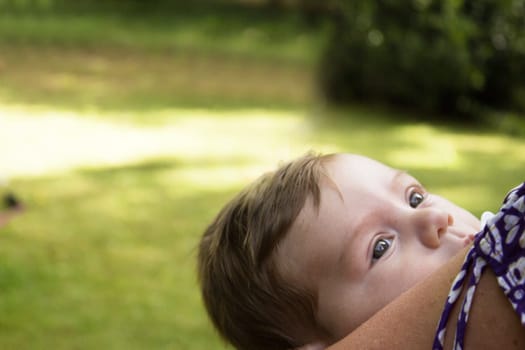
[0,6,326,64]
[1,5,525,350]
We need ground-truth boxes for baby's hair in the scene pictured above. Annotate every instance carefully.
[198,153,334,350]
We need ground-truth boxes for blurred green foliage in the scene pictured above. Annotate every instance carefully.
[320,0,525,117]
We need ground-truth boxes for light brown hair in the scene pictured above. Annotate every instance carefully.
[198,153,332,350]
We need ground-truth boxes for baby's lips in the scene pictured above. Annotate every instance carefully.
[464,233,475,246]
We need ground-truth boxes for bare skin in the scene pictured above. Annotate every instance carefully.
[279,154,480,344]
[326,245,525,349]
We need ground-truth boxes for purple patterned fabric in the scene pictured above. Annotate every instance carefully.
[433,182,525,350]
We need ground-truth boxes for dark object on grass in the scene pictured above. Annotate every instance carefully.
[3,192,21,209]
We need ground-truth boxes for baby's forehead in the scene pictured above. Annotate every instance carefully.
[321,154,400,192]
[325,154,396,176]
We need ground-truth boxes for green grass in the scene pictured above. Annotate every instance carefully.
[0,2,327,111]
[1,165,230,349]
[0,45,316,113]
[1,5,525,349]
[0,6,327,64]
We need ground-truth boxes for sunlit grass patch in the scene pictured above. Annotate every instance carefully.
[384,124,459,169]
[0,105,311,178]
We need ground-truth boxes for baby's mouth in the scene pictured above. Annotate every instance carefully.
[463,233,475,246]
[446,228,476,247]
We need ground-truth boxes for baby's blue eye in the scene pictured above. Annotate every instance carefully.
[409,191,425,208]
[372,238,392,260]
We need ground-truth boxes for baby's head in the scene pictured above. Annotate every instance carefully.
[198,153,480,349]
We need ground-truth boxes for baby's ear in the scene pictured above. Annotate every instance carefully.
[292,341,326,350]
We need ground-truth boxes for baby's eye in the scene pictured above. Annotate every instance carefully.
[372,238,392,260]
[409,190,425,208]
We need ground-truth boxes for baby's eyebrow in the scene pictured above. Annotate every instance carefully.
[391,169,409,189]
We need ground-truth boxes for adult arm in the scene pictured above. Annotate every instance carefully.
[326,245,525,349]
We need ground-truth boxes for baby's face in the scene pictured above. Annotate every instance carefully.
[276,154,480,342]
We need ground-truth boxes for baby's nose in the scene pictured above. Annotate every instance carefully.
[414,208,452,248]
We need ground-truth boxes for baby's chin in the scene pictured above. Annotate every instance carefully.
[449,235,475,260]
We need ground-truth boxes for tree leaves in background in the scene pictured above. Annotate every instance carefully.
[319,0,525,118]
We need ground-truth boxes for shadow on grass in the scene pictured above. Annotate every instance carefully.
[0,44,316,114]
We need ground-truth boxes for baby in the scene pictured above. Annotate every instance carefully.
[197,153,481,350]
